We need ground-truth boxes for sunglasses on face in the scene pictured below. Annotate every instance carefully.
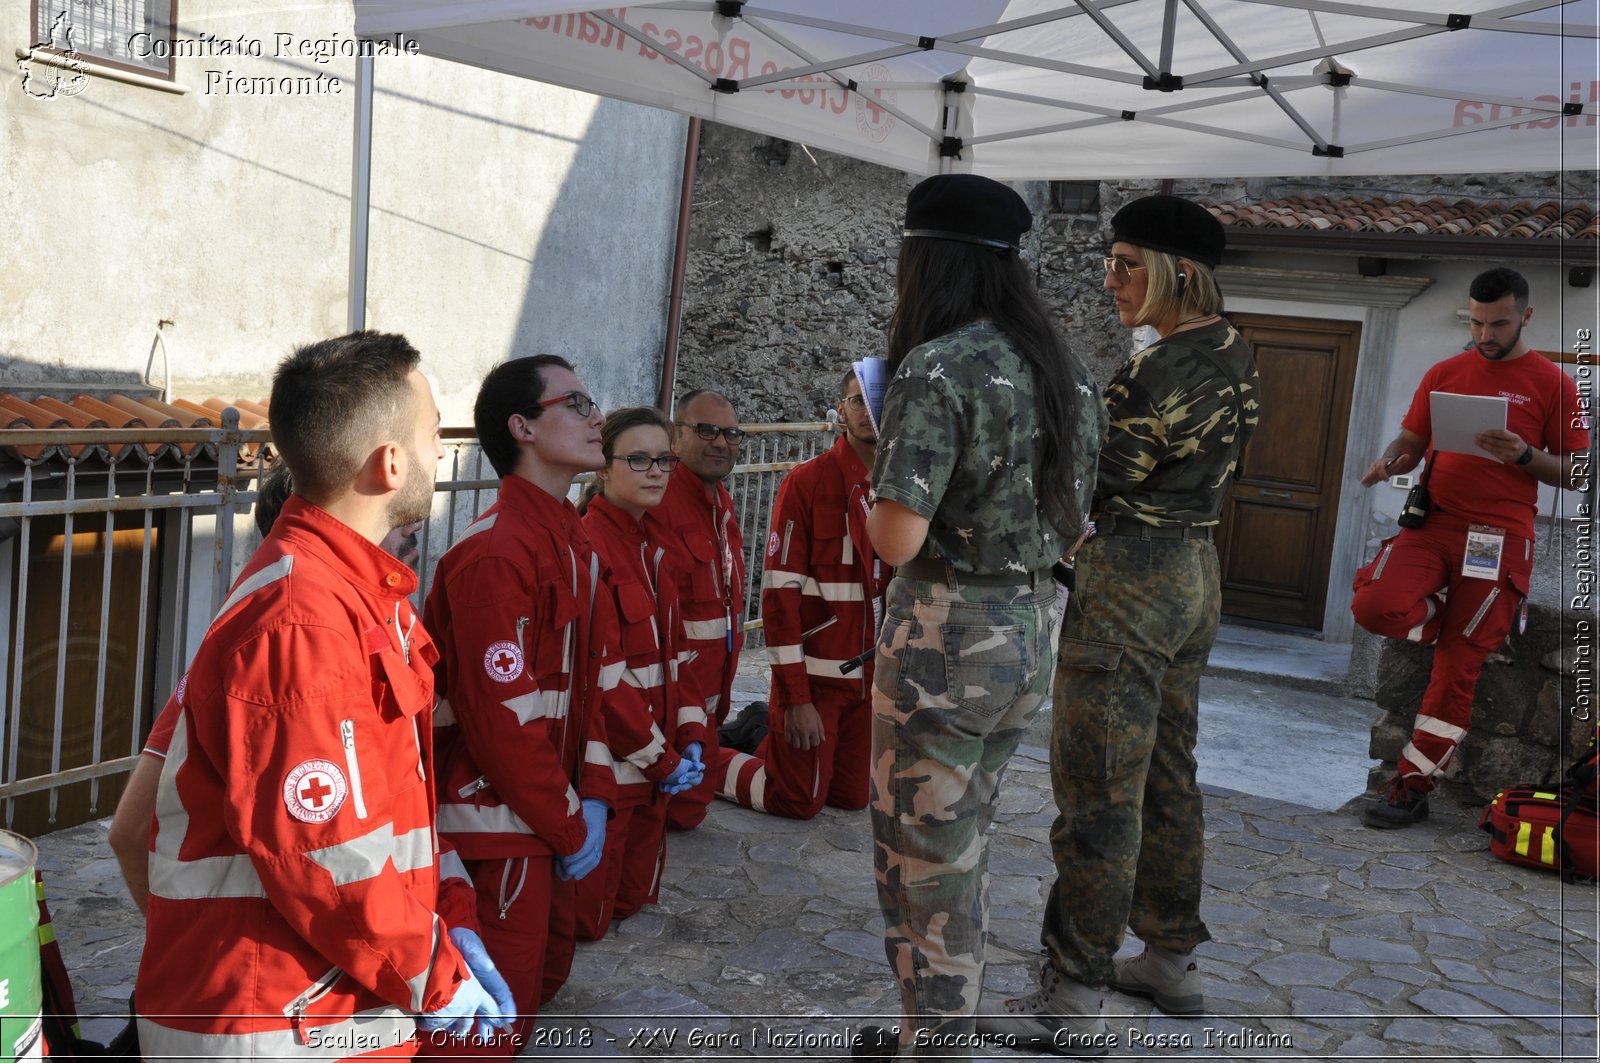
[1102,256,1147,280]
[676,422,746,443]
[528,390,600,419]
[612,453,681,473]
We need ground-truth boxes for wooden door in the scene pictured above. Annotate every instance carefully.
[1216,314,1361,630]
[6,514,162,834]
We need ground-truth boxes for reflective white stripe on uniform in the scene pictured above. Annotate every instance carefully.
[614,760,647,786]
[1400,740,1446,776]
[704,692,723,716]
[623,662,667,689]
[499,689,567,723]
[804,656,854,679]
[622,725,669,770]
[769,644,804,666]
[405,915,444,1011]
[138,1005,414,1062]
[459,512,498,542]
[677,705,709,728]
[434,696,455,727]
[211,555,295,628]
[761,569,806,591]
[683,617,730,640]
[598,659,628,690]
[585,740,611,767]
[149,711,269,900]
[1405,596,1437,642]
[305,824,434,888]
[1414,715,1469,742]
[719,751,765,812]
[439,847,473,885]
[436,802,535,836]
[814,582,864,601]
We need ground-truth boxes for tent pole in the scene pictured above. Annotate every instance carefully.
[348,54,374,332]
[657,117,702,415]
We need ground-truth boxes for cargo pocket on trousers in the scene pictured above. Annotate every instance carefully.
[1057,637,1125,781]
[942,623,1031,718]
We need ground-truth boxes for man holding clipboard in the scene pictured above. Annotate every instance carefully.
[1352,268,1590,829]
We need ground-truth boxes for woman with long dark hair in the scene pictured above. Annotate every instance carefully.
[980,195,1260,1051]
[857,174,1104,1060]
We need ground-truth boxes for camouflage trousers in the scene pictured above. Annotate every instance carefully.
[870,573,1056,1059]
[1042,535,1218,988]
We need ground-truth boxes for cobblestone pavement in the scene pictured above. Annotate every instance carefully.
[27,653,1600,1062]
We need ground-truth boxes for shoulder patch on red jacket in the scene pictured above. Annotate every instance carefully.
[767,531,780,557]
[284,760,348,823]
[484,640,525,683]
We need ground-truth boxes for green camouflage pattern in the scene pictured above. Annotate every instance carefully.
[873,322,1105,574]
[1040,534,1218,987]
[870,575,1057,1059]
[1097,320,1259,527]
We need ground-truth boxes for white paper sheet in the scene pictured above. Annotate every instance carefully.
[853,358,888,437]
[1428,391,1508,458]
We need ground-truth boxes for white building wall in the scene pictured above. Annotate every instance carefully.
[1,0,687,424]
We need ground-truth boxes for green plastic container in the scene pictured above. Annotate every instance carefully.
[0,830,42,1062]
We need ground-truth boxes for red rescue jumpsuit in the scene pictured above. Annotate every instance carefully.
[643,463,746,830]
[136,498,471,1062]
[425,476,618,1055]
[1353,347,1589,787]
[575,494,710,936]
[721,435,888,817]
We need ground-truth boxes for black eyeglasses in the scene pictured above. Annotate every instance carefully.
[676,422,746,443]
[527,390,599,419]
[613,453,681,473]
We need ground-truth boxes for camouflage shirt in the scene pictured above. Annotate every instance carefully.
[873,321,1102,575]
[1096,319,1260,527]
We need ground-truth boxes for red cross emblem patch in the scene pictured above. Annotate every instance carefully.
[484,640,524,683]
[283,759,348,824]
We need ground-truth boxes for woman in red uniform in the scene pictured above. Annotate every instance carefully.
[575,407,707,937]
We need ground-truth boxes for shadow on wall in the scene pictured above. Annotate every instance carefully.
[512,98,688,411]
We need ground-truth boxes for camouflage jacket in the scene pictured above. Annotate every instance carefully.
[874,321,1103,575]
[1096,319,1260,527]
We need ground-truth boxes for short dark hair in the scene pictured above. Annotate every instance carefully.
[676,389,733,417]
[269,331,420,502]
[837,369,858,400]
[254,462,294,538]
[1470,267,1529,307]
[474,354,575,477]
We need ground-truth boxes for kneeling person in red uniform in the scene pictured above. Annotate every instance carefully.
[1354,267,1590,828]
[721,370,889,818]
[135,332,513,1061]
[575,407,708,937]
[425,357,621,1053]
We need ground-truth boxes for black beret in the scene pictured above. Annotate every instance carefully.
[1110,194,1225,267]
[904,174,1032,252]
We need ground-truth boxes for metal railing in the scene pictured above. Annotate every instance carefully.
[0,414,835,830]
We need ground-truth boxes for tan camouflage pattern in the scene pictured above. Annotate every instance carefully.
[1040,535,1218,987]
[870,575,1057,1059]
[1097,320,1259,527]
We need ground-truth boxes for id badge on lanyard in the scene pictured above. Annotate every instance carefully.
[1462,524,1506,581]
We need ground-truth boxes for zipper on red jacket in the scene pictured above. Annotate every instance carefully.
[340,720,368,819]
[283,964,344,1045]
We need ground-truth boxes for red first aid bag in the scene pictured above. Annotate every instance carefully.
[1479,729,1600,881]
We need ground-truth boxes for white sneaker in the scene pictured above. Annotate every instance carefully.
[1111,945,1204,1016]
[974,960,1111,1058]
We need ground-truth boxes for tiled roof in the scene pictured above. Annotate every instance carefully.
[0,391,271,465]
[1207,196,1598,241]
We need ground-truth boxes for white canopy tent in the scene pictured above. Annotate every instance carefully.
[353,0,1598,179]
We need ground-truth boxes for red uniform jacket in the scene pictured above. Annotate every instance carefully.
[643,465,746,721]
[426,475,617,862]
[583,495,710,806]
[762,435,888,706]
[136,498,469,1059]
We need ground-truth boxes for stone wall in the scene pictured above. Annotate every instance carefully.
[673,121,1584,416]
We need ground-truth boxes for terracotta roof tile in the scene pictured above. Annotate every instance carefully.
[1204,195,1595,243]
[0,391,268,467]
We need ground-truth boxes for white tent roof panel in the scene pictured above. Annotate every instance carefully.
[355,0,1600,179]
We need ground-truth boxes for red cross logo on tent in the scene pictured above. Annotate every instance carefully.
[283,759,348,824]
[483,640,525,683]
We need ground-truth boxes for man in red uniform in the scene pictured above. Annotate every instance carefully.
[645,389,748,830]
[721,371,889,818]
[425,356,624,1053]
[1354,268,1591,828]
[135,332,512,1060]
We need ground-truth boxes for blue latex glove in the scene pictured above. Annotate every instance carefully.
[444,928,517,1040]
[659,743,705,794]
[417,970,497,1040]
[556,798,609,881]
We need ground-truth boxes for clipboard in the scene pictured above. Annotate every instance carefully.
[1428,391,1508,458]
[852,358,888,436]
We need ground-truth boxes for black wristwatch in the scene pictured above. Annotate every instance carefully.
[1515,444,1535,466]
